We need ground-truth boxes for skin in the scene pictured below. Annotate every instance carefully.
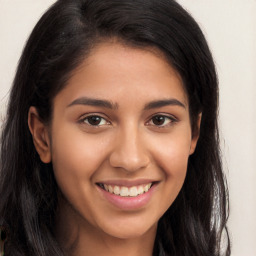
[28,42,200,256]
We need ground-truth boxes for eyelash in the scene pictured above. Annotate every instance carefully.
[79,114,177,128]
[146,114,177,128]
[79,114,110,127]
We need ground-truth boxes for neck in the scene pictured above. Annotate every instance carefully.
[55,198,157,256]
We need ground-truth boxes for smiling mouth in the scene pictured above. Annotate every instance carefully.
[97,183,154,197]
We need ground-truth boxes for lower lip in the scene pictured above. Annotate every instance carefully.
[97,184,157,210]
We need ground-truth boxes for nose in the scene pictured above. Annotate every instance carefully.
[109,127,150,172]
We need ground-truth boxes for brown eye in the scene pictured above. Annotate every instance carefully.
[83,116,108,126]
[152,116,166,126]
[148,115,176,127]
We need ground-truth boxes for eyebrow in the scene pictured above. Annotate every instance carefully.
[144,99,186,110]
[67,97,186,110]
[67,97,118,109]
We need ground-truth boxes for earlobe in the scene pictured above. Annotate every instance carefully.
[189,113,202,155]
[28,107,51,163]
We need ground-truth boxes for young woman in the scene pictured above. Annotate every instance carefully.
[0,0,230,255]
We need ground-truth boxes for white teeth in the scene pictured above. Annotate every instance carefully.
[101,183,153,197]
[138,186,144,195]
[108,185,114,193]
[144,184,150,192]
[114,186,120,195]
[120,187,129,197]
[129,186,138,197]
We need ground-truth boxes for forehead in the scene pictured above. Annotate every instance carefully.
[55,42,188,108]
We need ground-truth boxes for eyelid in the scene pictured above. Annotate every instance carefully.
[78,113,111,126]
[146,113,178,127]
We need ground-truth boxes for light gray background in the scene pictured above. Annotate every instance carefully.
[0,1,255,255]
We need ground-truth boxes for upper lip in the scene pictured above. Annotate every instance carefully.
[96,179,158,187]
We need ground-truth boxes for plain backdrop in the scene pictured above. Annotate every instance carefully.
[0,1,255,255]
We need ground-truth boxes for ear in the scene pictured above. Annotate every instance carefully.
[28,107,51,163]
[189,113,202,155]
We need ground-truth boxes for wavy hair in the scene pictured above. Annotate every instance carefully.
[0,0,230,255]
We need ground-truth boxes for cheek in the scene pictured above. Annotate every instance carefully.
[51,127,108,169]
[50,124,113,194]
[49,127,114,222]
[160,145,189,194]
[148,129,192,205]
[161,144,190,178]
[142,134,191,221]
[151,132,191,177]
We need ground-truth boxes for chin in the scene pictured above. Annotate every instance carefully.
[99,219,158,240]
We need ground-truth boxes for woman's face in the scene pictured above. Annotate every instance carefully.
[34,42,199,240]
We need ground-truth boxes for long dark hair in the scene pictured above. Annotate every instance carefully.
[0,0,230,255]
